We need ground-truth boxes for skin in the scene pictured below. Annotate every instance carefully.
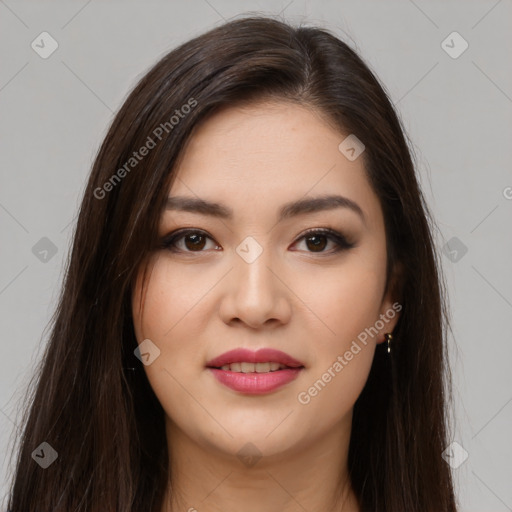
[131,100,401,512]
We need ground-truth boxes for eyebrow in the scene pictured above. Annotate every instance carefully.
[166,194,366,225]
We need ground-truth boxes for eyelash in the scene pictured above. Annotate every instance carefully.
[159,228,355,255]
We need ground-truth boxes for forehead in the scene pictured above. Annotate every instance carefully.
[168,101,382,229]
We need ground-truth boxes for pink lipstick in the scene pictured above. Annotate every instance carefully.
[205,348,304,395]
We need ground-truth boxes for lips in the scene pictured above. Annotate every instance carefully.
[206,348,305,394]
[205,348,304,369]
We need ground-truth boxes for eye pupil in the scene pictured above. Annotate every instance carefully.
[185,234,206,251]
[306,234,327,252]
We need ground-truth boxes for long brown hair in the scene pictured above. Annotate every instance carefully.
[6,15,457,511]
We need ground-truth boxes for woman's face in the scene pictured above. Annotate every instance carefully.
[132,100,400,460]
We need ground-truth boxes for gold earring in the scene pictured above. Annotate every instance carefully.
[384,333,393,354]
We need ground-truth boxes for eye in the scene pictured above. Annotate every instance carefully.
[160,229,220,253]
[160,228,355,254]
[292,228,355,254]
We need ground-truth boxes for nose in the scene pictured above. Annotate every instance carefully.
[219,242,292,329]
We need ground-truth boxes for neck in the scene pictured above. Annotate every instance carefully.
[160,414,360,512]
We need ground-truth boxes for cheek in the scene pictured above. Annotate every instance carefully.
[295,253,387,346]
[131,259,210,425]
[290,254,385,412]
[131,256,216,378]
[292,293,379,428]
[132,257,210,342]
[296,342,375,433]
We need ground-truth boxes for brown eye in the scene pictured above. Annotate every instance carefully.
[304,233,328,252]
[183,233,207,251]
[293,228,355,254]
[161,230,219,253]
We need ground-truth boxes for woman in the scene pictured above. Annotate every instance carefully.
[6,15,458,512]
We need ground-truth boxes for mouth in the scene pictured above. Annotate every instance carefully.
[205,348,305,394]
[208,361,303,373]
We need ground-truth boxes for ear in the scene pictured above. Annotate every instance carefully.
[376,261,404,345]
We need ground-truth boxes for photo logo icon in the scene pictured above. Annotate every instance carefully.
[32,237,58,263]
[441,441,468,469]
[31,32,59,59]
[236,236,263,264]
[441,31,469,59]
[31,441,58,469]
[236,442,263,468]
[134,338,161,365]
[338,134,365,161]
[442,236,468,263]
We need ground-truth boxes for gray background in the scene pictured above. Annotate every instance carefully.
[1,1,511,510]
